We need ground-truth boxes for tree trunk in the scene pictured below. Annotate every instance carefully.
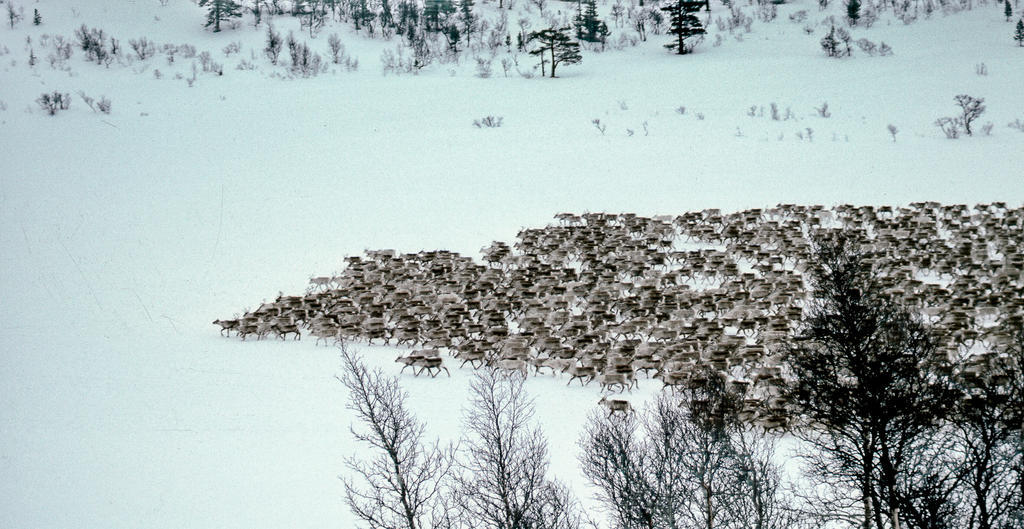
[549,45,556,77]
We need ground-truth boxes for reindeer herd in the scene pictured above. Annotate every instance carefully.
[215,203,1024,427]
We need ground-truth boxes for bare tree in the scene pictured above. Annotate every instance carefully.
[784,233,957,529]
[950,323,1024,529]
[953,95,985,137]
[729,427,804,529]
[579,410,660,529]
[452,369,585,529]
[338,345,455,529]
[581,368,796,529]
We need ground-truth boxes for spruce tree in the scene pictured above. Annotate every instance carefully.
[527,26,582,77]
[459,0,475,38]
[1005,0,1013,21]
[847,0,861,25]
[199,0,242,32]
[575,0,610,44]
[424,0,455,32]
[32,8,40,26]
[661,0,706,54]
[1015,19,1024,46]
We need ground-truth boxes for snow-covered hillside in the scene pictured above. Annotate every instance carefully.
[0,0,1021,527]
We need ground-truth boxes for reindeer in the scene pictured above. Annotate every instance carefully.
[598,372,636,393]
[598,395,634,417]
[212,319,239,336]
[566,364,596,386]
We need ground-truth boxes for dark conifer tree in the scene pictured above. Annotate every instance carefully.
[1016,19,1024,46]
[424,0,455,32]
[199,0,242,32]
[528,26,582,77]
[458,0,475,39]
[1005,0,1013,21]
[847,0,861,25]
[575,0,610,44]
[32,8,41,26]
[661,0,706,54]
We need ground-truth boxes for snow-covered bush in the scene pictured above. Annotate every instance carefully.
[756,1,778,22]
[855,38,877,55]
[36,91,71,115]
[935,117,961,139]
[129,37,156,60]
[264,25,283,64]
[474,57,493,78]
[286,33,323,77]
[222,41,241,56]
[473,115,503,128]
[96,96,112,114]
[6,1,24,29]
[75,25,112,64]
[820,25,851,57]
[326,33,358,70]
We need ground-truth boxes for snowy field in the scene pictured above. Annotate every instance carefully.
[1,0,1023,527]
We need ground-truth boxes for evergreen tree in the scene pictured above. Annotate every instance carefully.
[424,0,455,31]
[1016,19,1024,46]
[458,0,475,39]
[199,0,242,32]
[575,0,610,44]
[847,0,861,25]
[661,0,706,54]
[1005,0,1013,21]
[527,26,582,77]
[32,8,40,26]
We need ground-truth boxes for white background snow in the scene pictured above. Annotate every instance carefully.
[0,0,1022,527]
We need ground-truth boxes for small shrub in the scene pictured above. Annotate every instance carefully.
[287,33,322,77]
[816,102,831,118]
[37,91,71,115]
[974,62,987,76]
[887,123,898,142]
[821,25,851,58]
[327,33,344,63]
[473,116,503,128]
[592,118,606,135]
[265,25,283,64]
[855,38,877,55]
[177,43,197,59]
[475,57,493,78]
[129,37,156,60]
[1008,118,1024,133]
[935,117,961,139]
[860,7,878,27]
[6,2,24,29]
[97,96,112,114]
[222,41,242,56]
[75,25,111,64]
[878,41,893,55]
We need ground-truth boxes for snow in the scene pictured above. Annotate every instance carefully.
[1,0,1022,527]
